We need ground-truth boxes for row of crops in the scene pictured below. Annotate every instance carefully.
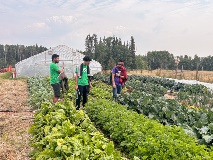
[93,74,213,146]
[27,76,213,159]
[27,77,127,160]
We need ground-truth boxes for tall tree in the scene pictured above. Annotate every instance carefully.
[147,51,175,70]
[129,36,136,69]
[135,55,148,71]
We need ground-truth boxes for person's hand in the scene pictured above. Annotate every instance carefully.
[113,84,116,88]
[75,85,78,91]
[90,84,93,89]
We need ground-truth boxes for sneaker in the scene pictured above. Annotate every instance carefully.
[76,106,80,110]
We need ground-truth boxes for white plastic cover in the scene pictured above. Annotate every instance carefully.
[15,45,102,78]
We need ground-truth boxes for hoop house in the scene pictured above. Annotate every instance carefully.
[15,45,102,78]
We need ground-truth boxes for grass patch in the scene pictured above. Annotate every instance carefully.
[0,72,12,79]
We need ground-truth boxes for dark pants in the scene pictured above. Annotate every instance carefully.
[76,85,89,110]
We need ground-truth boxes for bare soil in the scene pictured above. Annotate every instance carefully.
[0,77,33,160]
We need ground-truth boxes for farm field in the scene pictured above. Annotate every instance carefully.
[129,69,213,83]
[2,0,213,159]
[1,72,213,159]
[28,75,213,159]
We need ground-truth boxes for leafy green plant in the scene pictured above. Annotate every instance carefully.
[118,89,213,145]
[27,76,53,109]
[125,81,167,97]
[92,75,213,146]
[65,79,112,102]
[28,76,213,160]
[85,99,213,159]
[29,101,127,160]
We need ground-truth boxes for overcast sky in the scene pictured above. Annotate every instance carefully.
[1,0,213,57]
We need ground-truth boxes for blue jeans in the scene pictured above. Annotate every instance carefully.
[113,85,122,98]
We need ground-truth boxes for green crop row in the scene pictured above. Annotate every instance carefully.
[28,76,213,159]
[27,76,53,109]
[117,89,213,146]
[63,79,213,158]
[93,73,213,108]
[92,74,213,145]
[29,101,127,160]
[66,80,112,101]
[28,78,128,160]
[85,99,213,160]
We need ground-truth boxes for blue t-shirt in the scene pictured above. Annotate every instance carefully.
[112,67,122,86]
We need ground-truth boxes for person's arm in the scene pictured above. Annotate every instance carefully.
[89,79,92,89]
[88,74,93,89]
[112,72,116,88]
[52,63,64,73]
[58,69,64,73]
[75,67,78,90]
[75,73,79,90]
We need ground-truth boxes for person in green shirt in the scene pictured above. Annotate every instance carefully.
[75,56,92,110]
[50,54,64,103]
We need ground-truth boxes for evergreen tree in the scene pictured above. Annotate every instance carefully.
[129,36,136,69]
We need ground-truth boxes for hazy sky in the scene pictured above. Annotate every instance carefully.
[1,0,213,57]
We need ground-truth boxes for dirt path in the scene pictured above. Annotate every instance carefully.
[0,78,33,160]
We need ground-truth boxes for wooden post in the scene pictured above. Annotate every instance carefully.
[175,57,179,79]
[45,52,46,64]
[196,62,199,80]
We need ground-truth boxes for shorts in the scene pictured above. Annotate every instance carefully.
[51,83,61,98]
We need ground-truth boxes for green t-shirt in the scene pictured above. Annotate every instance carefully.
[50,62,61,84]
[75,65,89,86]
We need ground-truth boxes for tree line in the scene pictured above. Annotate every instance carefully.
[1,37,213,72]
[84,34,213,71]
[177,55,213,71]
[0,44,47,67]
[142,53,213,71]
